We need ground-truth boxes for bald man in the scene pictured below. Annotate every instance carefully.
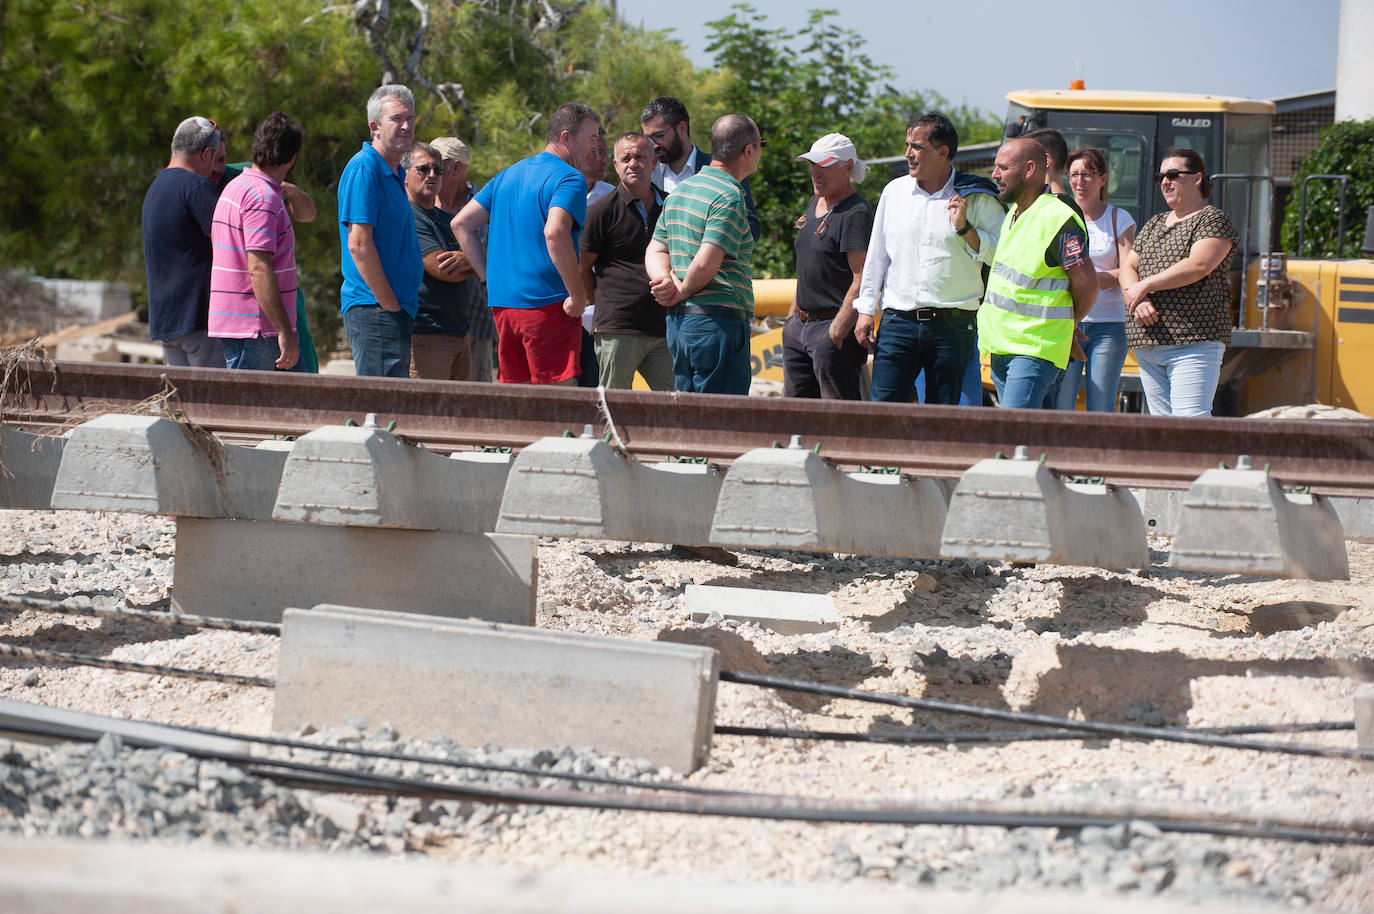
[977,137,1096,409]
[645,114,763,395]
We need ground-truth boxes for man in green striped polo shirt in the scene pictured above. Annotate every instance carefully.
[645,114,762,395]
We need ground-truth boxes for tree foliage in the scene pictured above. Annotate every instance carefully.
[0,0,1001,357]
[704,4,1000,277]
[1280,119,1374,259]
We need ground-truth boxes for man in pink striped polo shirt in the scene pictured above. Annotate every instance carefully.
[209,112,305,371]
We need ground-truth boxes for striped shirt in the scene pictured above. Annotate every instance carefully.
[652,165,754,319]
[209,168,297,338]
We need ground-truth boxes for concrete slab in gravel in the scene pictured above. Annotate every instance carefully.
[0,425,64,509]
[1171,462,1349,580]
[273,420,508,532]
[49,413,285,519]
[0,697,249,756]
[686,584,839,635]
[708,438,950,557]
[170,518,535,624]
[941,448,1149,570]
[1356,687,1374,752]
[274,605,719,772]
[496,432,723,546]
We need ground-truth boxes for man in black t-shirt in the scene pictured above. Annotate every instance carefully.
[141,115,228,368]
[404,142,475,380]
[783,134,873,400]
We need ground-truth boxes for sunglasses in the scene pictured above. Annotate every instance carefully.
[1156,169,1199,183]
[412,163,446,176]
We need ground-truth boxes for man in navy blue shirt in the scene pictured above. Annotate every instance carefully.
[141,115,227,368]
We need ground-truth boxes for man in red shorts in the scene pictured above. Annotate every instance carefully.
[452,103,601,384]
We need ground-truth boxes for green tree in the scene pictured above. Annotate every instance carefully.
[703,4,1000,277]
[1280,119,1374,259]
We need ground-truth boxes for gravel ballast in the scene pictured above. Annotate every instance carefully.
[1,507,1372,909]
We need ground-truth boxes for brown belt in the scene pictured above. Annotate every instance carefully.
[796,307,840,323]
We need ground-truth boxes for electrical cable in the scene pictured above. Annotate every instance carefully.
[716,720,1355,746]
[720,670,1374,762]
[0,594,281,635]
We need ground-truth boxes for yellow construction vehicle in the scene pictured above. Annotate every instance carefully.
[746,88,1372,413]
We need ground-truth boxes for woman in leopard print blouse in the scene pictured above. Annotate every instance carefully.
[1119,147,1237,417]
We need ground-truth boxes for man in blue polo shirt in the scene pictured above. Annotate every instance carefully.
[338,84,423,377]
[452,102,601,385]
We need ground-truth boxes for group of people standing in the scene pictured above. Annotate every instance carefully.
[782,117,1238,416]
[141,84,1239,417]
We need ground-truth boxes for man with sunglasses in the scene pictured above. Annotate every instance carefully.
[403,142,475,380]
[640,96,761,242]
[645,114,763,395]
[142,115,228,368]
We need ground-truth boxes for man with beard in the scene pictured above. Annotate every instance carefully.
[978,137,1097,408]
[452,103,600,385]
[640,96,760,241]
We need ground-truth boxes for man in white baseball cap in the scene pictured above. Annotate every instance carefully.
[783,133,873,400]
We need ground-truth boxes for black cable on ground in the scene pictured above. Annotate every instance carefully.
[716,720,1356,746]
[170,721,730,797]
[0,594,281,636]
[3,713,1369,848]
[720,670,1374,762]
[0,643,274,689]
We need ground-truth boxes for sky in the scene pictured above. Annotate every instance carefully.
[613,0,1340,117]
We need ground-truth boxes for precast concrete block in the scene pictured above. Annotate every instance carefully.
[273,605,718,772]
[1330,496,1374,543]
[1356,687,1374,751]
[49,414,285,519]
[1131,486,1185,538]
[274,417,473,529]
[686,584,839,634]
[496,430,722,544]
[1170,457,1349,579]
[940,447,1149,569]
[708,437,950,557]
[0,425,64,509]
[170,517,535,624]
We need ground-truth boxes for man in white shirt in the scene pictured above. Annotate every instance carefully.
[853,113,1004,404]
[640,96,761,241]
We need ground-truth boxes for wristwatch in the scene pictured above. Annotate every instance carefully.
[955,222,973,237]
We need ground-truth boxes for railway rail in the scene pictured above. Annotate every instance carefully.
[4,359,1374,495]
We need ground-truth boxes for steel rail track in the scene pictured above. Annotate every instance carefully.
[5,359,1373,494]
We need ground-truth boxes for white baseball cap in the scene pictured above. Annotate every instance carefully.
[796,133,868,182]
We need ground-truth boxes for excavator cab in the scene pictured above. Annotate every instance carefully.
[1001,89,1324,414]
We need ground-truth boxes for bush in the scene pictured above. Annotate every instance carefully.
[1280,119,1374,259]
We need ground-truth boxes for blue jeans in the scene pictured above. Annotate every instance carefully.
[869,310,977,404]
[344,305,413,378]
[1133,341,1225,417]
[665,311,751,395]
[991,353,1062,409]
[1053,321,1127,412]
[220,337,307,372]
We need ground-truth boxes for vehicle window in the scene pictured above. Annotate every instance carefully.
[1059,131,1149,225]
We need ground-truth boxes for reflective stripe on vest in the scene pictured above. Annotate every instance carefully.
[991,261,1071,292]
[977,193,1085,368]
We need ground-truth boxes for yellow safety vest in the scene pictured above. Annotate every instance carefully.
[977,193,1084,369]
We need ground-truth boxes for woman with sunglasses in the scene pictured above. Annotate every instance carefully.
[1053,147,1136,411]
[1119,147,1237,416]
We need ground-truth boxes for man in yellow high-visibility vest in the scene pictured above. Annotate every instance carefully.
[978,137,1098,408]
